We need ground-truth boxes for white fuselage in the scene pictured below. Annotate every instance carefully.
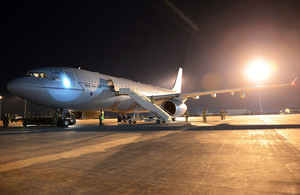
[7,67,177,113]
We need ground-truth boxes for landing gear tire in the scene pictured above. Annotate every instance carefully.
[23,121,28,127]
[128,119,137,125]
[156,120,161,124]
[62,119,69,127]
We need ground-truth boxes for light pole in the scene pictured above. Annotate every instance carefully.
[258,89,263,114]
[24,100,27,119]
[245,58,272,114]
[0,96,2,120]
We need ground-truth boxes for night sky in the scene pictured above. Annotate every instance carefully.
[1,0,300,115]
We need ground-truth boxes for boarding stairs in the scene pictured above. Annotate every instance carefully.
[118,88,172,123]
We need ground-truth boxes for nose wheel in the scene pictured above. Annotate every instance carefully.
[55,109,76,127]
[61,119,69,127]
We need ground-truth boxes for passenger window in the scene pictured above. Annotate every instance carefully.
[51,77,61,81]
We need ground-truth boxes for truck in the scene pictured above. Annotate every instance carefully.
[22,117,76,127]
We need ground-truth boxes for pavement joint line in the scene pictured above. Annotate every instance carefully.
[274,130,300,152]
[254,116,300,152]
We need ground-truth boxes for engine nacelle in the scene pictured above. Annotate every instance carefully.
[161,99,187,117]
[240,93,246,99]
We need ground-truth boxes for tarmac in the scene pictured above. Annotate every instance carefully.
[0,114,300,194]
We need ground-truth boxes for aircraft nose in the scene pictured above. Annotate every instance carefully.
[7,78,25,96]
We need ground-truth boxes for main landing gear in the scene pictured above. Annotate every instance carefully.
[55,109,76,127]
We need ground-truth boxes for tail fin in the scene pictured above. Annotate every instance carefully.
[171,68,182,93]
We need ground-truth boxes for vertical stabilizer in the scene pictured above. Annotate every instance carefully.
[171,68,182,93]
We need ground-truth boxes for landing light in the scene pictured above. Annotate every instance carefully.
[63,77,71,88]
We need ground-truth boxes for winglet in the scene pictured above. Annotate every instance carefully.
[291,77,297,86]
[171,68,182,93]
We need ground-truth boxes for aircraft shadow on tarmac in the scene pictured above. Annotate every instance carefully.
[1,123,300,135]
[186,123,300,131]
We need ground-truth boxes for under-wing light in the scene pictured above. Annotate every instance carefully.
[192,96,200,99]
[240,93,246,99]
[211,93,217,98]
[230,91,234,96]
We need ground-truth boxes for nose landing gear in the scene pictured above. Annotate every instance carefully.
[55,109,76,127]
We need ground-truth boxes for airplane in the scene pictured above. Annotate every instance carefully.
[7,67,296,126]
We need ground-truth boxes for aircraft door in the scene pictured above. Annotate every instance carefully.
[108,78,120,92]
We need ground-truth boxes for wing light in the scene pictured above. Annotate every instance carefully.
[291,77,297,86]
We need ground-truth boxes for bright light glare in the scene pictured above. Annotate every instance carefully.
[63,77,71,87]
[245,59,272,83]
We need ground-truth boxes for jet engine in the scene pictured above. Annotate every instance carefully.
[161,98,187,117]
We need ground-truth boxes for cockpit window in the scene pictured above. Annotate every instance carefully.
[25,73,33,77]
[40,73,47,78]
[24,72,47,78]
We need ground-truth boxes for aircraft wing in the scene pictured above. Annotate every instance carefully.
[153,79,296,100]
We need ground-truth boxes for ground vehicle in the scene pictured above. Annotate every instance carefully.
[22,117,76,127]
[10,115,23,122]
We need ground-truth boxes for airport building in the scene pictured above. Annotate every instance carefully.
[284,108,300,114]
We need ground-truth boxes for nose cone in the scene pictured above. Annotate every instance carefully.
[7,78,26,97]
